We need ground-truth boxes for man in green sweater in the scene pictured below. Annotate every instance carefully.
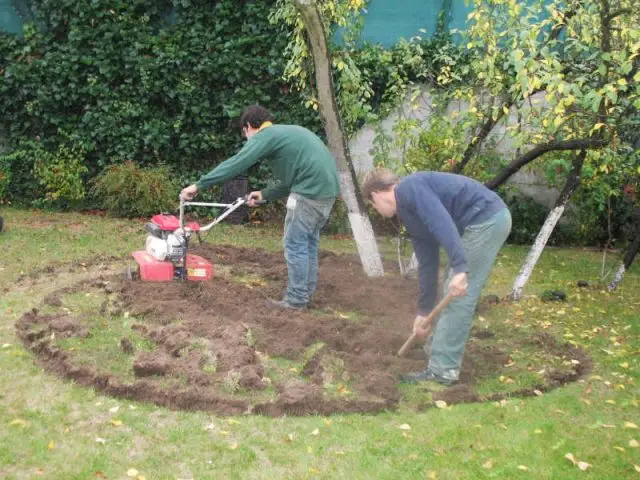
[181,105,340,309]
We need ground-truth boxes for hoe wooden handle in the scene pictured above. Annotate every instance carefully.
[397,293,455,357]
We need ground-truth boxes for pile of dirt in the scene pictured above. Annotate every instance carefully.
[16,244,591,416]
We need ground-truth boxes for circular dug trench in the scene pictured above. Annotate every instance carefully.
[16,244,592,416]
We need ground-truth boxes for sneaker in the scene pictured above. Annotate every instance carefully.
[266,298,307,310]
[401,368,456,386]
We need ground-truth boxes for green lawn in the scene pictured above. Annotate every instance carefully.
[0,207,638,479]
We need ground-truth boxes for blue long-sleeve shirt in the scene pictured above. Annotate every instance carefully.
[395,172,506,315]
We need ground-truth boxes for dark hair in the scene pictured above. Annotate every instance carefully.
[240,105,272,130]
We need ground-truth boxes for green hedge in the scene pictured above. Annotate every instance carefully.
[0,0,321,204]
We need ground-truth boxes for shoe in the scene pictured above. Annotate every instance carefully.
[266,298,306,310]
[401,368,456,386]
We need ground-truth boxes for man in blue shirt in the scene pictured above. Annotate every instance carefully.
[362,168,512,385]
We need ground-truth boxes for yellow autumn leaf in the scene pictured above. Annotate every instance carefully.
[310,428,319,436]
[517,465,528,471]
[613,446,625,452]
[324,419,333,427]
[629,439,639,448]
[428,471,437,479]
[483,459,493,469]
[534,429,542,434]
[110,419,123,427]
[624,422,638,429]
[48,441,55,450]
[435,400,448,409]
[126,468,139,477]
[136,476,146,480]
[10,418,27,427]
[229,442,239,450]
[619,362,629,369]
[577,461,590,471]
[398,424,411,431]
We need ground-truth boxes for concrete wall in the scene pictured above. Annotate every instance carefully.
[348,86,560,208]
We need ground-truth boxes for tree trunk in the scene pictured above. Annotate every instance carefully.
[608,208,640,290]
[510,150,586,300]
[293,0,384,277]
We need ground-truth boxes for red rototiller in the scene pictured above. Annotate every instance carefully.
[131,196,251,282]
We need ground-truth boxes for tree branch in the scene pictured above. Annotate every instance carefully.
[485,138,607,190]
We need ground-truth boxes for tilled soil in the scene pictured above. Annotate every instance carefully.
[16,244,591,416]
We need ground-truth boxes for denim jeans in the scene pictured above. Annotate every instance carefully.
[426,208,512,382]
[282,193,335,307]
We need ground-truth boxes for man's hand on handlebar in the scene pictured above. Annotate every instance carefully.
[247,190,264,207]
[180,184,199,201]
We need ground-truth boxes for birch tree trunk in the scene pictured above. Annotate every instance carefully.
[510,151,586,300]
[293,0,384,277]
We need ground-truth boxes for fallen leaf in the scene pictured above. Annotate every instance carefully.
[619,362,629,369]
[483,459,493,469]
[126,468,139,477]
[606,400,616,405]
[635,465,640,473]
[48,441,55,450]
[629,439,639,448]
[324,419,333,427]
[577,461,590,471]
[10,418,27,427]
[533,390,543,396]
[614,446,625,452]
[94,472,107,479]
[229,442,239,450]
[334,450,345,455]
[110,419,123,427]
[517,465,528,471]
[427,471,437,479]
[310,428,319,436]
[435,400,447,409]
[109,406,120,413]
[95,438,106,444]
[624,422,638,429]
[534,429,542,434]
[398,424,411,431]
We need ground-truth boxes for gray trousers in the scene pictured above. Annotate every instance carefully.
[426,208,512,381]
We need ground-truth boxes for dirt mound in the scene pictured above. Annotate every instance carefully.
[16,244,591,416]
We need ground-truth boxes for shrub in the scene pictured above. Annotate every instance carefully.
[91,161,179,218]
[33,143,88,209]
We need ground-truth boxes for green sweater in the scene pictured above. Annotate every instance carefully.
[196,124,340,201]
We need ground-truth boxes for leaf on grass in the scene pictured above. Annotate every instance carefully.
[613,446,625,452]
[624,422,638,429]
[48,441,55,450]
[110,419,123,427]
[435,400,447,409]
[427,471,437,479]
[95,438,106,444]
[483,459,493,469]
[517,465,528,471]
[606,400,616,405]
[334,450,345,456]
[533,390,543,396]
[324,419,332,427]
[94,472,107,479]
[10,418,27,427]
[310,428,319,436]
[229,442,239,450]
[619,362,629,369]
[634,465,640,473]
[126,468,139,477]
[629,439,639,448]
[534,429,542,434]
[398,424,411,431]
[109,406,120,413]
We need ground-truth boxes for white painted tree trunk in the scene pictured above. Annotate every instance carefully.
[510,205,566,300]
[294,0,384,277]
[607,264,625,291]
[339,172,385,277]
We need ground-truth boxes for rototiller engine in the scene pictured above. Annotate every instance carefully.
[131,196,250,282]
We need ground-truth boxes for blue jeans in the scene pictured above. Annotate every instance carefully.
[283,193,335,307]
[426,208,512,382]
